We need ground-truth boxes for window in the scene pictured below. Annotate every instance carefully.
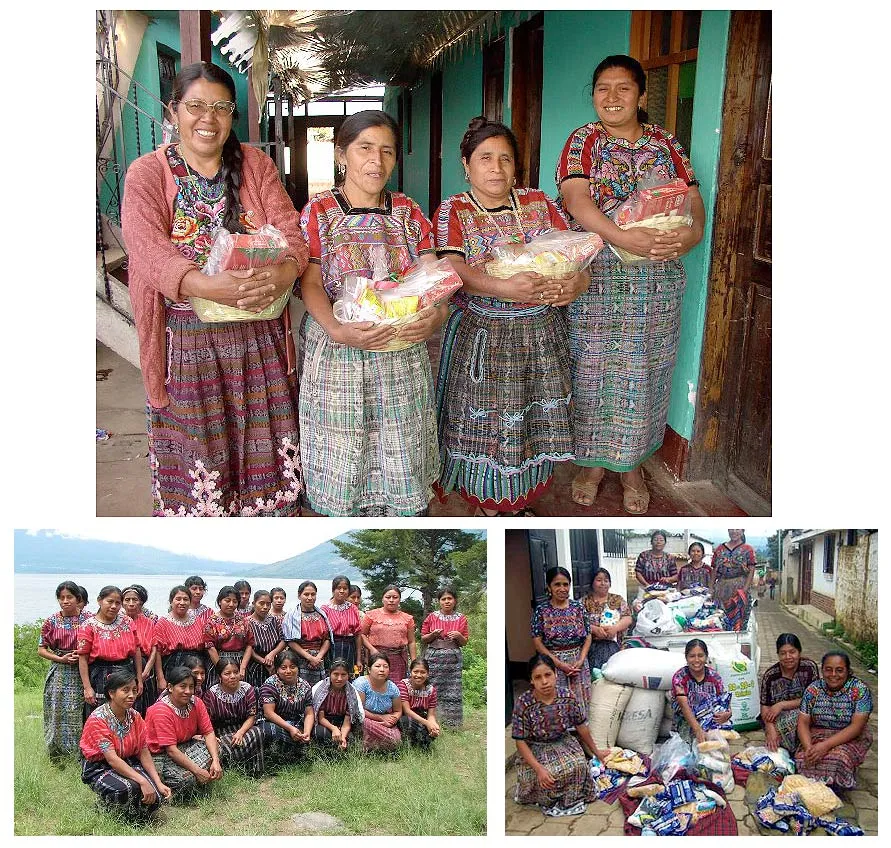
[823,534,835,577]
[630,11,701,151]
[157,46,179,107]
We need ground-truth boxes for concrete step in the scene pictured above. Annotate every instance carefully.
[96,297,140,370]
[785,604,834,630]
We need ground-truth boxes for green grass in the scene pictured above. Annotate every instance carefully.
[14,688,486,835]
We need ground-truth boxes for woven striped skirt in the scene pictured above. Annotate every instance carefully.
[425,644,463,728]
[134,669,159,717]
[568,251,685,470]
[361,717,402,752]
[296,643,325,686]
[43,659,84,758]
[552,645,591,712]
[312,713,360,750]
[215,722,266,778]
[148,305,302,517]
[82,756,162,818]
[298,315,439,517]
[260,719,310,764]
[399,707,433,748]
[436,300,573,510]
[205,650,244,691]
[514,733,596,809]
[775,708,800,753]
[331,635,358,676]
[371,645,409,684]
[795,725,873,789]
[152,739,213,801]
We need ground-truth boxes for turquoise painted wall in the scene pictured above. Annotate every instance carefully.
[666,10,730,438]
[400,78,432,211]
[539,10,630,196]
[440,49,483,203]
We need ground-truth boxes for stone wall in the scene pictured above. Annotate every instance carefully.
[835,531,878,643]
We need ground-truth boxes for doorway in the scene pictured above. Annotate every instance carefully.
[687,11,772,514]
[800,543,813,605]
[510,12,544,187]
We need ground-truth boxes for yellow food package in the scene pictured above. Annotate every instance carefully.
[357,286,384,317]
[383,296,419,319]
[778,775,842,817]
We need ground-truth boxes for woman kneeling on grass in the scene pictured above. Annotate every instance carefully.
[397,658,440,748]
[511,654,608,816]
[259,649,314,765]
[80,668,171,819]
[354,652,403,752]
[145,665,223,801]
[311,659,364,750]
[202,658,265,777]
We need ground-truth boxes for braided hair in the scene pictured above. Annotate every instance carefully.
[171,62,244,233]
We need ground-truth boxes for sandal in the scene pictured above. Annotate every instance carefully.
[571,470,603,506]
[621,470,650,515]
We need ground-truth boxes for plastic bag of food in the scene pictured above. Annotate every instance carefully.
[192,225,292,322]
[485,229,604,279]
[332,251,462,351]
[634,599,683,637]
[609,175,692,264]
[652,732,695,783]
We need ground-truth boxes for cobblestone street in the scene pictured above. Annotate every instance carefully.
[505,597,878,836]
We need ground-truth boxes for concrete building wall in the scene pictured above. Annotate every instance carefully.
[780,532,801,604]
[811,534,837,599]
[835,532,878,643]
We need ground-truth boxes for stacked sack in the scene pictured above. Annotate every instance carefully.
[591,648,688,756]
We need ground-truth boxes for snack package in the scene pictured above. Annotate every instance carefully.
[192,225,291,322]
[485,229,605,279]
[609,175,692,265]
[332,250,462,351]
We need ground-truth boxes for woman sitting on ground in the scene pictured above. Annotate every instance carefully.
[671,638,732,743]
[353,652,403,752]
[80,668,171,819]
[795,651,873,790]
[511,654,607,816]
[582,567,633,669]
[311,659,364,750]
[759,633,819,752]
[259,649,314,764]
[397,658,440,748]
[202,657,265,777]
[145,665,223,801]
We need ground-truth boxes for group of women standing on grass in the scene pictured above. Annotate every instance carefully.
[40,578,469,818]
[123,53,704,517]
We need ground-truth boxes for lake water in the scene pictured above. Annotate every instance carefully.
[13,573,364,625]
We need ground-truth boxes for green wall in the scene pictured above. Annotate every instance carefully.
[440,49,483,202]
[399,77,432,212]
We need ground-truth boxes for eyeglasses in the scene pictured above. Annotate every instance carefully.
[177,99,237,116]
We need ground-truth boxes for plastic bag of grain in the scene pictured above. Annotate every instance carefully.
[616,685,666,754]
[709,643,760,728]
[588,677,633,748]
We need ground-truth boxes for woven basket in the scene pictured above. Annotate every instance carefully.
[190,289,291,323]
[485,260,579,280]
[610,214,691,264]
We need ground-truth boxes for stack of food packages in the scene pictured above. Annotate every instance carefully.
[609,175,692,264]
[693,730,736,792]
[588,746,648,798]
[732,745,795,779]
[626,777,728,835]
[332,250,463,351]
[193,225,291,322]
[485,230,604,279]
[755,774,863,835]
[633,584,726,636]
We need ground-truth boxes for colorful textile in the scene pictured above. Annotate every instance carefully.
[515,732,596,811]
[127,611,158,656]
[145,693,214,753]
[283,609,330,684]
[354,676,402,751]
[421,611,467,727]
[556,122,695,470]
[671,666,726,738]
[203,613,254,653]
[531,600,590,648]
[40,611,89,757]
[511,686,587,742]
[360,715,402,752]
[585,591,629,669]
[722,589,751,632]
[711,542,756,604]
[432,189,574,509]
[634,551,678,585]
[353,676,400,714]
[143,144,302,517]
[397,678,438,711]
[84,658,136,720]
[77,614,139,663]
[152,612,208,657]
[298,188,439,517]
[259,675,312,724]
[399,706,434,748]
[322,601,361,669]
[363,607,415,681]
[374,646,409,684]
[245,614,284,688]
[799,676,872,730]
[80,703,146,762]
[619,774,737,836]
[151,739,213,800]
[311,677,363,725]
[677,566,713,590]
[203,683,265,778]
[81,756,162,818]
[759,658,819,750]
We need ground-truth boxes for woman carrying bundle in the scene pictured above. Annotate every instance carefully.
[79,668,171,819]
[145,665,223,801]
[202,657,265,777]
[671,639,732,743]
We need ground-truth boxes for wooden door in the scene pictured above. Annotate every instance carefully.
[800,543,813,605]
[687,11,771,515]
[510,12,543,187]
[428,71,443,218]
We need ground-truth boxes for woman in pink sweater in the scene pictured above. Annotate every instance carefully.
[122,62,309,516]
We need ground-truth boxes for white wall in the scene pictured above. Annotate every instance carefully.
[811,534,837,599]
